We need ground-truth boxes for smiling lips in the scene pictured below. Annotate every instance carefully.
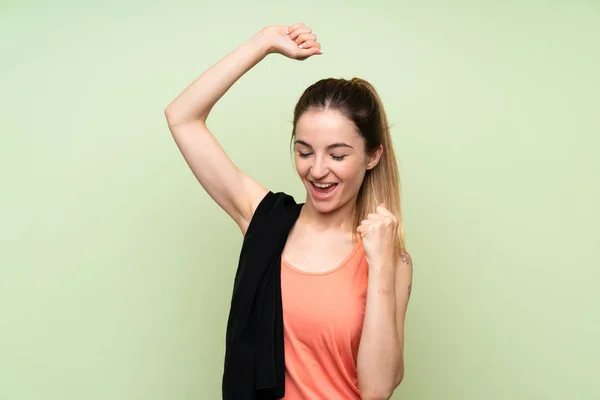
[310,181,338,200]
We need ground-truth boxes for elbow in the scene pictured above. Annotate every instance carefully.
[360,372,404,400]
[164,106,205,127]
[360,383,397,400]
[164,102,188,127]
[164,105,179,126]
[360,390,394,400]
[394,368,405,387]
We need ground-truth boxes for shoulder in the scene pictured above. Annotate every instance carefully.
[253,191,300,217]
[244,191,302,238]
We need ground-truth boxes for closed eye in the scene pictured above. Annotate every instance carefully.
[298,152,346,161]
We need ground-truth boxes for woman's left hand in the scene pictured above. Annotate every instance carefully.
[357,203,398,268]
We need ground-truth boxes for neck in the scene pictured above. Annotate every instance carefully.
[299,194,358,234]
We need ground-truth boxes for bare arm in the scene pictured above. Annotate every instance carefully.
[357,250,413,400]
[164,24,322,234]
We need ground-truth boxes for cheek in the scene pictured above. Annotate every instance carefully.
[336,161,367,185]
[294,158,309,176]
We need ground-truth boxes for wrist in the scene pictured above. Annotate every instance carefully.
[251,29,274,57]
[367,253,395,271]
[367,268,396,295]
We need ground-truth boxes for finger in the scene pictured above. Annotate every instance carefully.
[286,22,306,34]
[290,29,313,43]
[288,26,312,40]
[376,205,397,221]
[374,202,385,211]
[294,33,317,45]
[366,213,396,229]
[357,225,368,237]
[358,220,370,231]
[297,45,323,58]
[367,212,386,221]
[298,39,320,50]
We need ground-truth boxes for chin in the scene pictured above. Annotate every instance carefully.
[312,201,337,214]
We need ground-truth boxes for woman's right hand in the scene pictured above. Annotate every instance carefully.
[260,23,322,60]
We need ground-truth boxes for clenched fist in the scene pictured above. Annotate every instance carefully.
[260,22,323,60]
[357,203,399,268]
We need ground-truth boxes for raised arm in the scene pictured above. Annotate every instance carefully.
[164,23,322,235]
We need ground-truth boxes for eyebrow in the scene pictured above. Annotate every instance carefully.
[294,140,354,150]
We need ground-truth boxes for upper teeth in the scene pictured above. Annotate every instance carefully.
[314,183,334,188]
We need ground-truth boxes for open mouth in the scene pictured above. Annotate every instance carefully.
[310,181,338,199]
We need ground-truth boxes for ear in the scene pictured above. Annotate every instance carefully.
[366,144,383,170]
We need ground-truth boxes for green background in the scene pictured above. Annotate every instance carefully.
[1,0,598,399]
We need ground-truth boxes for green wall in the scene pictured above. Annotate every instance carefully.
[1,1,598,399]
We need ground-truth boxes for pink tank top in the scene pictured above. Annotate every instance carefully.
[280,239,368,399]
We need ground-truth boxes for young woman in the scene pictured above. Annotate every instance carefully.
[165,22,413,400]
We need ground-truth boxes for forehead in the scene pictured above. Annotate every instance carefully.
[295,109,362,146]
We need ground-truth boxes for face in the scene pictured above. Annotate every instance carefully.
[293,109,382,214]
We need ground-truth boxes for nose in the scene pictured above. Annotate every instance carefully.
[310,155,329,180]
